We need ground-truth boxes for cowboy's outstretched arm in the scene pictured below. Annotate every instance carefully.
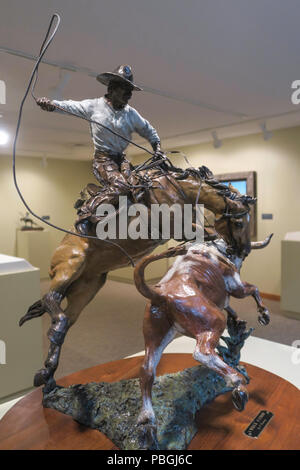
[36,97,94,118]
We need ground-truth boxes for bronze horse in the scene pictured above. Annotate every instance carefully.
[134,213,272,447]
[19,163,254,392]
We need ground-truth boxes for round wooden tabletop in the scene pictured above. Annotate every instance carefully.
[0,353,299,450]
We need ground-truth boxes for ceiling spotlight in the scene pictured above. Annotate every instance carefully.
[259,122,272,141]
[211,130,222,149]
[0,130,9,145]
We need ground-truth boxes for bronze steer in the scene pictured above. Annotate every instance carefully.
[134,230,272,443]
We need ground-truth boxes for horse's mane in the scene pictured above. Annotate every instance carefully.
[132,157,252,205]
[76,156,255,212]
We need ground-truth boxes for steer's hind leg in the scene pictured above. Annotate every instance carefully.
[137,302,176,450]
[194,330,249,411]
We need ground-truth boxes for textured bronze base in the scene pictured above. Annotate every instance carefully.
[42,365,232,450]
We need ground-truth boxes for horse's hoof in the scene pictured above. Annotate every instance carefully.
[137,423,159,450]
[75,220,91,236]
[232,385,249,412]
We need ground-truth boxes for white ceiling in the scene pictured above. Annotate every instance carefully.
[1,0,300,160]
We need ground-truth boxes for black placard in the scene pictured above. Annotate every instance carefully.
[244,410,274,438]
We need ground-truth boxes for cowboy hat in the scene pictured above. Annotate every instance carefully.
[96,65,142,91]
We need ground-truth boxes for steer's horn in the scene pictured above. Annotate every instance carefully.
[251,233,273,249]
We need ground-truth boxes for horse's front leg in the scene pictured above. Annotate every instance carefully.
[230,279,270,326]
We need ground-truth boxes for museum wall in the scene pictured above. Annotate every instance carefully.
[133,125,300,296]
[0,155,91,264]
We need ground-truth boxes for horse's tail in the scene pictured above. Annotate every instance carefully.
[19,299,46,326]
[134,244,188,302]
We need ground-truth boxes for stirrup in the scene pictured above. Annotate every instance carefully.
[75,219,91,236]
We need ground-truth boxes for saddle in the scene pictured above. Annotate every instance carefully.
[73,175,147,234]
[74,183,104,210]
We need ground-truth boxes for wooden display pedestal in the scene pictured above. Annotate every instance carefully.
[0,354,299,450]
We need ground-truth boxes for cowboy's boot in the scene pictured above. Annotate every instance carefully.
[75,189,123,235]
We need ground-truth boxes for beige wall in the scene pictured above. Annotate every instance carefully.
[133,126,300,295]
[0,154,91,264]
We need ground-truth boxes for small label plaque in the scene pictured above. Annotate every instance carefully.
[244,410,274,438]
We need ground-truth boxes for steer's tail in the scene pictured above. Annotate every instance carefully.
[134,244,187,302]
[19,299,46,326]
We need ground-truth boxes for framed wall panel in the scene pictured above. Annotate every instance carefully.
[215,171,257,238]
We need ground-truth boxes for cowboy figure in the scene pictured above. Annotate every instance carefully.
[36,64,162,234]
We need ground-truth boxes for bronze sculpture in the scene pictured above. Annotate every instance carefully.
[19,212,44,231]
[38,200,271,450]
[134,212,272,447]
